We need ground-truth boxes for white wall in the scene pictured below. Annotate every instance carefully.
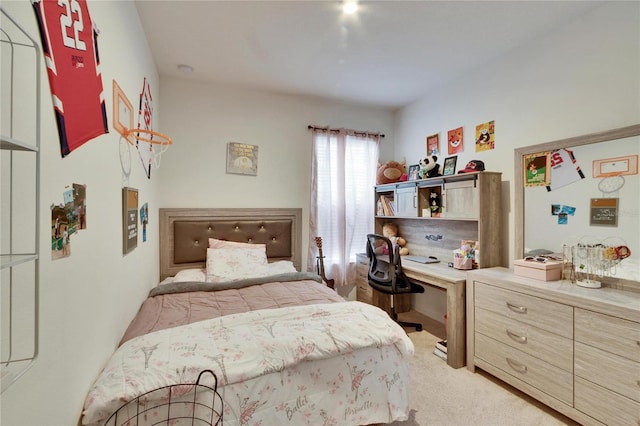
[158,78,395,271]
[1,2,161,425]
[394,2,640,319]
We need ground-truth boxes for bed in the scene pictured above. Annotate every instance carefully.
[82,208,414,426]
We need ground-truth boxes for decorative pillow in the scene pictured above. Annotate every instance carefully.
[208,238,266,251]
[206,247,268,283]
[158,277,175,286]
[173,268,206,282]
[267,260,297,275]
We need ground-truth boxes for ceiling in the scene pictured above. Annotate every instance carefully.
[134,0,604,110]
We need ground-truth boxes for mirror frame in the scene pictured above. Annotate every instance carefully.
[514,123,640,264]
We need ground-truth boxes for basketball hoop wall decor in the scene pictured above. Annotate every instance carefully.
[137,77,154,179]
[226,142,258,176]
[113,80,173,179]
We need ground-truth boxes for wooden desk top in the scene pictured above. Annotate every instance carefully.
[401,260,468,288]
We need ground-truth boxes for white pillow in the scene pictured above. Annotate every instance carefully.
[208,238,266,251]
[206,247,268,283]
[267,260,297,275]
[173,268,206,282]
[158,277,175,286]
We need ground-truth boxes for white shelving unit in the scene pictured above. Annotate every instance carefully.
[1,7,41,393]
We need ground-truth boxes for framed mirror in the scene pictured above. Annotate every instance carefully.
[514,124,640,288]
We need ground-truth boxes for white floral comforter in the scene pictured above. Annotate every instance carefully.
[83,301,414,426]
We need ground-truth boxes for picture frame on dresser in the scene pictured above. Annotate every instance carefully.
[442,156,457,176]
[408,164,420,180]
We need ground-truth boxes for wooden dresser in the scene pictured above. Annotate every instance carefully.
[466,267,639,426]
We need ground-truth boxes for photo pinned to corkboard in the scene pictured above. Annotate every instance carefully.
[226,142,258,176]
[523,152,551,187]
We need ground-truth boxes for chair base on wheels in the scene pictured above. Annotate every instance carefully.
[390,307,423,332]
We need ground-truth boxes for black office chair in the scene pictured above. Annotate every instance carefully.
[365,233,424,331]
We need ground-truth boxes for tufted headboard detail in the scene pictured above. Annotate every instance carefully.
[159,208,302,280]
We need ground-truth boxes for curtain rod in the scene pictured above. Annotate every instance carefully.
[307,125,385,138]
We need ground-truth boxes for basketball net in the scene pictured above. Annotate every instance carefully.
[151,139,170,169]
[124,128,172,170]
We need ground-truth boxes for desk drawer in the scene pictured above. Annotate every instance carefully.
[475,307,573,371]
[355,254,372,304]
[356,281,373,304]
[475,333,573,405]
[575,376,640,426]
[474,281,573,338]
[575,341,640,403]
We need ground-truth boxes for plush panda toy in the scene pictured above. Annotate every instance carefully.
[418,155,441,179]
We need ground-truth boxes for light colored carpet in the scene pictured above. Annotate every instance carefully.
[388,331,579,426]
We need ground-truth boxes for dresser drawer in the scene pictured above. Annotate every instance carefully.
[575,376,640,426]
[475,333,573,405]
[575,341,640,403]
[474,282,573,338]
[575,308,640,362]
[475,307,573,371]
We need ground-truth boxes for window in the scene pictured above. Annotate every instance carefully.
[309,128,380,287]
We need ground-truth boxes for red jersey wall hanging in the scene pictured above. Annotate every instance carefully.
[32,0,108,157]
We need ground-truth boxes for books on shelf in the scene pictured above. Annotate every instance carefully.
[436,339,447,354]
[379,195,395,216]
[433,346,447,361]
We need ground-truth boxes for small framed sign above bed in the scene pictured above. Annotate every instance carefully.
[226,142,258,176]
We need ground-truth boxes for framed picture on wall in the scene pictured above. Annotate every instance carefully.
[426,133,440,156]
[122,187,138,254]
[443,156,457,176]
[408,164,420,180]
[226,142,259,176]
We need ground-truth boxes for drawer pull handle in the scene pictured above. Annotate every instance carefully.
[506,358,528,374]
[506,330,528,344]
[506,302,527,314]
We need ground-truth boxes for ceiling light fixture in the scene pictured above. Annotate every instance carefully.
[177,64,194,74]
[342,0,358,15]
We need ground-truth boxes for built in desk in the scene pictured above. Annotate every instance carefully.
[401,261,469,368]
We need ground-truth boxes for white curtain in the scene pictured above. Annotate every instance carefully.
[308,128,380,287]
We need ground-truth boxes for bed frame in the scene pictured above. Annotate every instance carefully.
[159,208,302,280]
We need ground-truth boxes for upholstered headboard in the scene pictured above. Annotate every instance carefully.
[159,208,302,280]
